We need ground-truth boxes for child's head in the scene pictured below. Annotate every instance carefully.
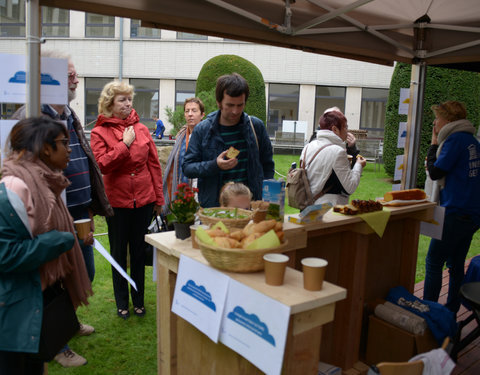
[219,182,252,210]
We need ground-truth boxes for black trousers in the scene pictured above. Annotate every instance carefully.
[106,203,154,310]
[0,351,43,375]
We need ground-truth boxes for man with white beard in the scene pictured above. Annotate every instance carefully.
[11,50,113,368]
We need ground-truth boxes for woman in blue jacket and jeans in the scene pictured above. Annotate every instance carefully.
[423,101,480,313]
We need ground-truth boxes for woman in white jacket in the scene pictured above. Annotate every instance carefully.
[301,110,366,206]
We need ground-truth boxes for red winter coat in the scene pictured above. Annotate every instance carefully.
[90,109,165,209]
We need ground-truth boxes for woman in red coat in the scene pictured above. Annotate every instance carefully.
[90,80,164,319]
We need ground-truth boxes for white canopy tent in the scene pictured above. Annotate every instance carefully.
[26,0,480,187]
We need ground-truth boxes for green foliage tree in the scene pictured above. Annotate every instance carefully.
[163,105,186,136]
[196,54,266,123]
[384,63,480,187]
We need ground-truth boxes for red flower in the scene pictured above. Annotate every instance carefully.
[168,182,199,224]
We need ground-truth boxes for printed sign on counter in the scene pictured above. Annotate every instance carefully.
[220,279,290,375]
[172,255,229,343]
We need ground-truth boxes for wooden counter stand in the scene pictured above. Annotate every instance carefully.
[145,231,346,375]
[285,202,436,371]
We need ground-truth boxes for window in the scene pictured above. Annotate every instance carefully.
[314,86,346,126]
[85,13,114,38]
[84,78,112,130]
[176,32,207,40]
[267,83,300,137]
[1,3,68,38]
[175,80,196,109]
[130,78,160,130]
[130,19,161,39]
[1,103,22,119]
[0,0,26,37]
[42,6,69,37]
[360,88,389,138]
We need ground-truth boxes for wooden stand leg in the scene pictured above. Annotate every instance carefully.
[157,263,177,375]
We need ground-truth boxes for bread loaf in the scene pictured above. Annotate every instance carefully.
[384,188,426,202]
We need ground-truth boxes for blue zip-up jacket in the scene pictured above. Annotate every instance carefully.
[0,183,74,353]
[182,111,274,207]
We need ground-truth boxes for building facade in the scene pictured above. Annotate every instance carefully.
[0,5,394,139]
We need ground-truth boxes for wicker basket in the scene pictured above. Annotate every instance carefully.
[198,207,253,229]
[199,240,288,273]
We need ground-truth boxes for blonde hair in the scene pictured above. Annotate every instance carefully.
[98,80,135,117]
[219,182,252,207]
[431,101,467,123]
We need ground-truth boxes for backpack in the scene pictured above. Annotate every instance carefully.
[286,144,333,210]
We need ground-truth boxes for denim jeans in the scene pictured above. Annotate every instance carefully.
[423,212,480,313]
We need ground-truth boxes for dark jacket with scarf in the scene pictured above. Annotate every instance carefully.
[12,105,113,217]
[183,111,274,208]
[0,183,74,353]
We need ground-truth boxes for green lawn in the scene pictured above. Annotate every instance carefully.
[48,155,479,374]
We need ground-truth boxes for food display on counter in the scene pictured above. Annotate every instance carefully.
[196,219,284,250]
[200,207,251,219]
[198,207,253,229]
[334,199,383,215]
[383,188,427,202]
[195,220,288,272]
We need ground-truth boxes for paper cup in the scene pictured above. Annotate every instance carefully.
[190,224,208,249]
[301,257,328,291]
[74,219,91,240]
[263,253,289,286]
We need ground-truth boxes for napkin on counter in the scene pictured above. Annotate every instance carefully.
[358,208,391,237]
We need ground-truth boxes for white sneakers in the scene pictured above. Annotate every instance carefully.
[53,323,94,367]
[78,323,95,336]
[54,349,87,367]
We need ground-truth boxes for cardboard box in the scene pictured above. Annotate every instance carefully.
[262,179,285,221]
[365,315,438,365]
[318,361,342,375]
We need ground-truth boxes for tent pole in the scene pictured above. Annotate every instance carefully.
[26,0,41,117]
[403,62,426,189]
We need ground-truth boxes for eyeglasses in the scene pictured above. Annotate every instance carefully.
[55,138,70,147]
[68,72,78,80]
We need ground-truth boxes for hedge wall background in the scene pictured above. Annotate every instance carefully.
[195,54,266,124]
[384,63,480,187]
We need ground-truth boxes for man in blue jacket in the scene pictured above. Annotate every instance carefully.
[183,73,274,207]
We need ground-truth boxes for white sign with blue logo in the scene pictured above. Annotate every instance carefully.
[397,121,407,149]
[219,279,290,375]
[172,255,229,343]
[0,53,67,104]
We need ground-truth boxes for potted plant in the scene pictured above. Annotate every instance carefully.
[167,183,199,239]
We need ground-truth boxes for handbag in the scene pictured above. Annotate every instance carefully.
[34,283,80,361]
[145,214,168,266]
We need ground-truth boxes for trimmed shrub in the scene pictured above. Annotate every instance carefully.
[384,63,480,187]
[196,54,266,123]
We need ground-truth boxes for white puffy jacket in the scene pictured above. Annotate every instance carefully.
[300,130,363,206]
